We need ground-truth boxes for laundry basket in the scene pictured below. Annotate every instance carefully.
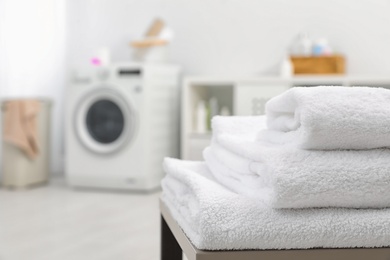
[1,99,52,189]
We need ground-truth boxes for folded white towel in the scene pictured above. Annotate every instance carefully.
[258,86,390,150]
[211,116,390,208]
[203,144,273,201]
[162,158,390,250]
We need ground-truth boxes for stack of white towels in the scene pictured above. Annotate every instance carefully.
[162,86,390,250]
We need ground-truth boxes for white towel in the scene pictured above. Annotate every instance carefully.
[211,116,390,208]
[162,158,390,250]
[257,86,390,150]
[203,145,273,201]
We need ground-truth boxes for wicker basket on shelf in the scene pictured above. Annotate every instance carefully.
[290,55,346,75]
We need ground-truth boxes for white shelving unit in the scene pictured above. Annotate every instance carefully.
[181,75,390,160]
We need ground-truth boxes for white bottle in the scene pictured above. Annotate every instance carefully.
[299,33,312,56]
[313,38,332,56]
[97,47,111,66]
[290,33,312,56]
[279,55,293,78]
[196,100,207,133]
[220,106,230,116]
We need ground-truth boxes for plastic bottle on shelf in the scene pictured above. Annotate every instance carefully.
[313,38,332,56]
[208,97,219,130]
[279,55,294,78]
[300,33,312,56]
[91,47,111,66]
[196,100,207,133]
[220,106,231,116]
[290,33,312,56]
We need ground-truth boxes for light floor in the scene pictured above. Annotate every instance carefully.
[0,178,162,260]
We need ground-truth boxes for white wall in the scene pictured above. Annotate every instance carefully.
[0,0,7,93]
[68,0,390,76]
[1,0,66,175]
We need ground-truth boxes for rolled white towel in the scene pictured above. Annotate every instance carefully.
[211,116,390,208]
[215,132,390,208]
[162,158,390,250]
[258,86,390,150]
[203,144,274,201]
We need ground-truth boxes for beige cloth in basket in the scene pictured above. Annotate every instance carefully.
[3,100,41,159]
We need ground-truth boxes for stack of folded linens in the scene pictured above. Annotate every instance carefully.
[161,86,390,250]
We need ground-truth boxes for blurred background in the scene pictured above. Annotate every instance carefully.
[1,0,390,259]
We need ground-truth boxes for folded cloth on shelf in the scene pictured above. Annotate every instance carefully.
[257,86,390,150]
[161,158,390,250]
[211,116,390,209]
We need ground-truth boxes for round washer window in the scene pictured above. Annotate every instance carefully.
[86,100,125,144]
[74,87,136,154]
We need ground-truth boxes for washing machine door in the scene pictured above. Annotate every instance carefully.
[74,87,136,154]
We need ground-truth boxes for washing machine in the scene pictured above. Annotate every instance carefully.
[65,63,180,191]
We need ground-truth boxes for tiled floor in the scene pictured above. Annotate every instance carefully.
[0,179,161,260]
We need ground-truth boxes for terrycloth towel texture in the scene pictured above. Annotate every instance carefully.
[211,116,390,208]
[161,158,390,250]
[203,144,273,201]
[257,86,390,150]
[3,100,41,159]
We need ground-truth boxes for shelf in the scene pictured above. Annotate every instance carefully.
[188,84,234,134]
[185,75,390,87]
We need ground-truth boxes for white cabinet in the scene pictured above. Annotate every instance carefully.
[181,76,390,160]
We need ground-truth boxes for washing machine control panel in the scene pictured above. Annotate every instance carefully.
[117,68,142,76]
[71,68,109,84]
[71,69,92,84]
[115,67,143,93]
[71,66,144,85]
